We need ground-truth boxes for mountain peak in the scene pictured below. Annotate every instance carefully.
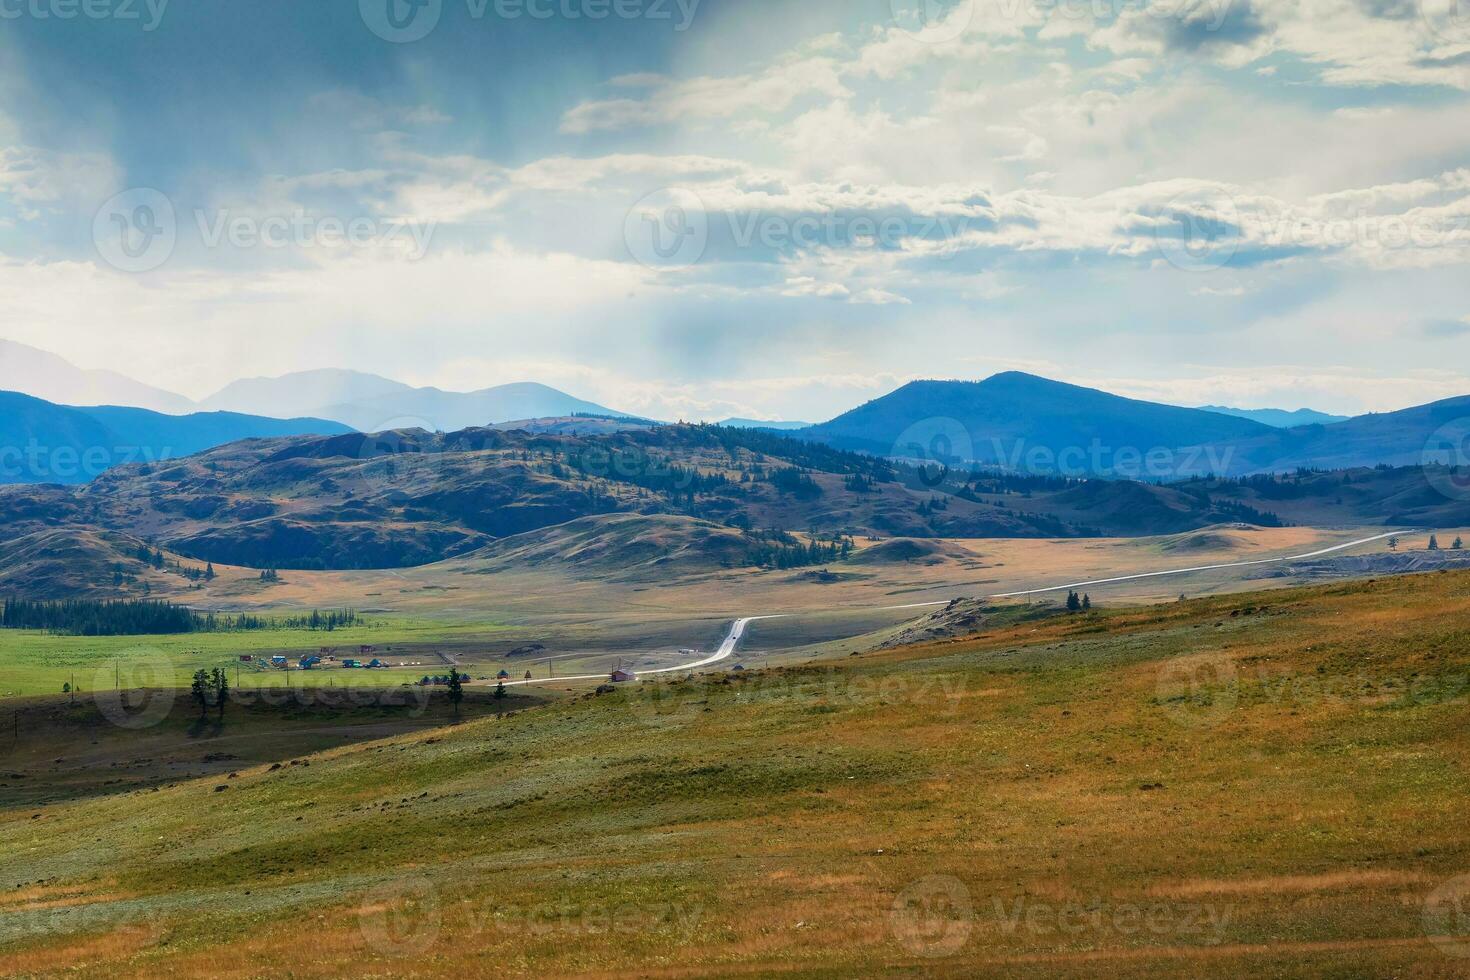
[0,339,195,414]
[802,372,1273,475]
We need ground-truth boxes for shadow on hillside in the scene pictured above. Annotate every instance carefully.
[0,686,542,811]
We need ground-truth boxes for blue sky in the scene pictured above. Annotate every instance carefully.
[0,0,1468,421]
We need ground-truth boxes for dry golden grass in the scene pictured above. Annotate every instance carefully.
[3,569,1470,977]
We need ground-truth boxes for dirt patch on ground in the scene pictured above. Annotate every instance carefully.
[1147,868,1434,898]
[880,598,989,648]
[1252,549,1470,581]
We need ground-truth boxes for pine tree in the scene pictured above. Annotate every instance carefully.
[1428,534,1440,551]
[211,668,229,719]
[494,681,507,701]
[191,670,211,719]
[1455,537,1464,550]
[447,669,464,717]
[1066,591,1082,613]
[1082,594,1092,611]
[205,563,215,581]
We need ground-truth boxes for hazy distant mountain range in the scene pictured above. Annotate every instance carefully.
[199,369,627,432]
[0,340,195,414]
[0,391,351,485]
[796,373,1468,479]
[716,418,814,431]
[3,340,1467,486]
[1198,405,1351,428]
[0,341,628,431]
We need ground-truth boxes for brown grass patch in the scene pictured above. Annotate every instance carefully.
[1148,868,1436,898]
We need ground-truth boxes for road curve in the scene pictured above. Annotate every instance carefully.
[501,529,1408,689]
[986,529,1408,598]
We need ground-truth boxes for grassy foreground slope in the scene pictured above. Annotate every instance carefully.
[3,573,1470,977]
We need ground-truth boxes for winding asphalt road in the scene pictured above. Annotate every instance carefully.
[501,530,1407,689]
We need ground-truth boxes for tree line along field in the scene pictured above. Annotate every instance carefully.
[2,570,1468,977]
[0,618,512,698]
[7,417,1468,600]
[1,525,1440,699]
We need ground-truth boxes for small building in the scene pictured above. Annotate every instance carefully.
[610,669,636,683]
[239,655,253,663]
[497,670,511,680]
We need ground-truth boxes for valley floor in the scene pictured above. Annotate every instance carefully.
[3,569,1470,977]
[5,524,1448,700]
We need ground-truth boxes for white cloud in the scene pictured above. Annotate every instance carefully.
[559,57,850,134]
[0,146,119,222]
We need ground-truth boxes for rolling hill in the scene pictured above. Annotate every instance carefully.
[0,423,1304,586]
[799,372,1470,479]
[1192,395,1470,477]
[800,372,1272,476]
[0,391,353,486]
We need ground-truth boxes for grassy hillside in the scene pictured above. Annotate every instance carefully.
[3,571,1468,976]
[0,424,1275,584]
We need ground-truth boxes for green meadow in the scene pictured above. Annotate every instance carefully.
[0,619,511,697]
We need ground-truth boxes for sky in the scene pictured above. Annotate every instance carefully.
[0,0,1467,422]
